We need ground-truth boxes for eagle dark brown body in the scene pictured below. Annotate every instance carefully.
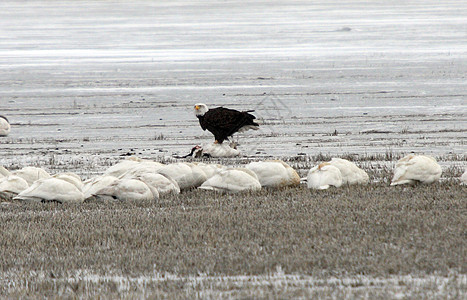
[194,104,259,144]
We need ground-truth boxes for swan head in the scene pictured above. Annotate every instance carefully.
[194,103,209,117]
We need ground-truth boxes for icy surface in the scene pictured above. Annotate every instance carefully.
[0,0,466,175]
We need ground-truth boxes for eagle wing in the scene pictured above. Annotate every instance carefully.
[204,107,257,136]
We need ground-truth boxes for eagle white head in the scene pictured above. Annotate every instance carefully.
[194,103,209,117]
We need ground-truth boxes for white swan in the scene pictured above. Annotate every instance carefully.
[191,162,226,179]
[104,158,141,177]
[118,163,165,179]
[104,157,164,178]
[0,175,29,196]
[0,115,10,136]
[157,162,207,190]
[390,154,442,185]
[246,160,300,188]
[199,168,261,193]
[82,175,119,199]
[134,173,180,195]
[307,162,343,190]
[328,158,369,185]
[0,166,11,178]
[12,166,51,186]
[14,177,84,203]
[461,169,467,185]
[52,173,83,190]
[92,178,158,201]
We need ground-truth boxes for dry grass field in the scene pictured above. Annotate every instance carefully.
[0,163,465,298]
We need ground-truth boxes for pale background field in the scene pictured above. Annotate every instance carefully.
[0,0,466,298]
[1,0,465,168]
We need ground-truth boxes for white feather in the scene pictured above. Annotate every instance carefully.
[246,160,300,188]
[390,154,442,185]
[0,175,29,195]
[191,162,226,179]
[135,173,180,195]
[52,173,83,190]
[93,178,158,201]
[0,166,11,178]
[82,175,119,199]
[329,158,369,185]
[14,177,84,203]
[199,168,261,193]
[157,162,207,190]
[307,163,343,190]
[12,167,51,186]
[104,157,163,178]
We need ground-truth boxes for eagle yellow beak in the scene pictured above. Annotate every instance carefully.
[195,105,200,110]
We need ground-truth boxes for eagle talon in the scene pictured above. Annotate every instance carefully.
[214,140,219,144]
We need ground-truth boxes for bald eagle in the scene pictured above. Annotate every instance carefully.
[194,103,259,144]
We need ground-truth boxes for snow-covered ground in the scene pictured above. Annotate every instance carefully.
[2,268,465,298]
[0,0,466,173]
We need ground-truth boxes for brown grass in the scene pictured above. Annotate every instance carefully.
[0,172,465,298]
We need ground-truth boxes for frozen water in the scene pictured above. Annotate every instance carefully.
[0,1,466,174]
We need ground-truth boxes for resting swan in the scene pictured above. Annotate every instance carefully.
[0,166,11,178]
[52,173,83,190]
[14,177,84,203]
[82,175,119,199]
[132,173,180,195]
[0,175,29,199]
[328,158,369,185]
[199,168,261,193]
[191,162,226,179]
[91,178,159,201]
[104,157,164,178]
[12,166,51,186]
[246,160,300,188]
[157,162,207,190]
[307,162,343,190]
[390,154,442,185]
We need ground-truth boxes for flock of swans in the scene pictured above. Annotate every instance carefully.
[1,115,464,203]
[0,152,464,204]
